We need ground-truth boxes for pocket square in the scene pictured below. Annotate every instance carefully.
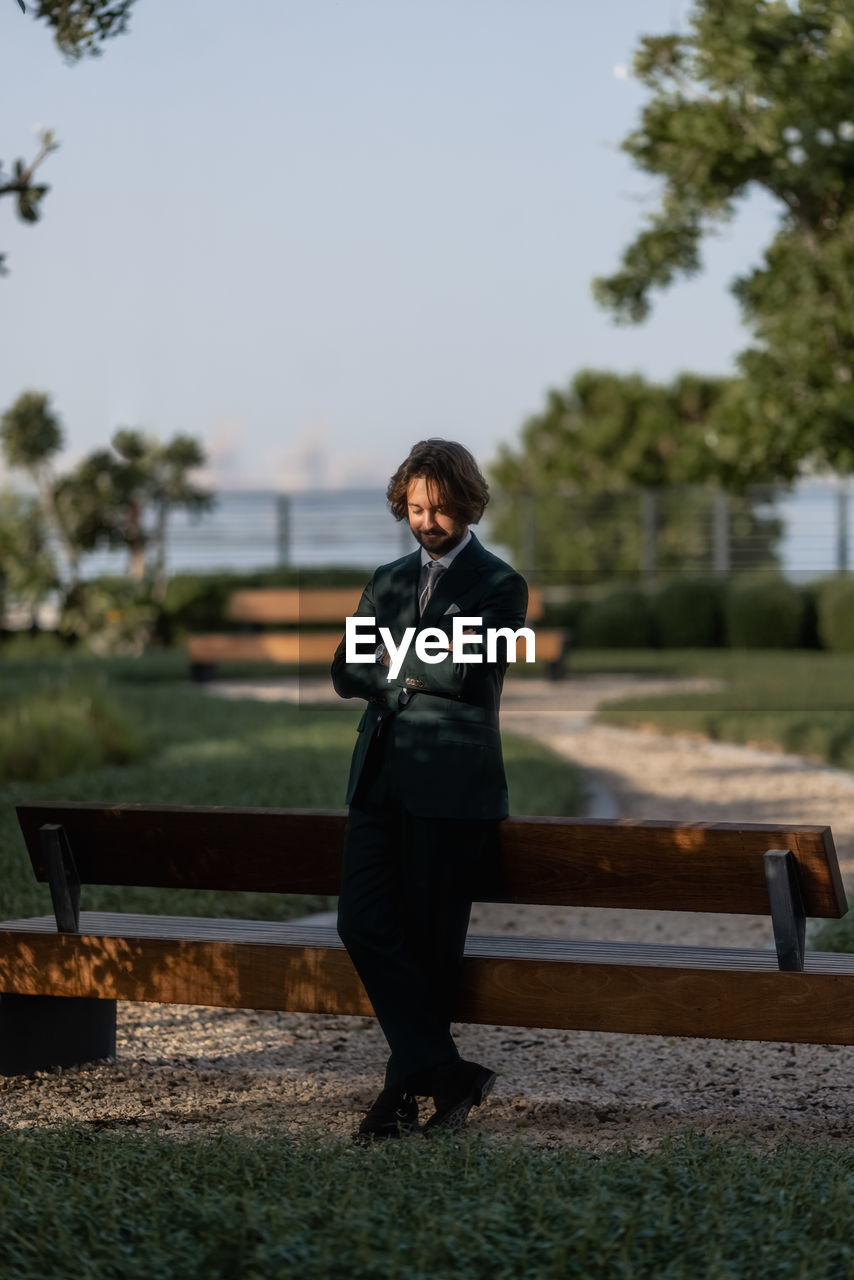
[443,603,461,615]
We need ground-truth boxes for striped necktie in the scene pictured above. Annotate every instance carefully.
[418,561,445,616]
[400,562,446,708]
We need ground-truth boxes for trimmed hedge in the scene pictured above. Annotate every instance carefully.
[652,577,725,648]
[816,576,854,652]
[563,575,818,650]
[724,575,806,649]
[574,587,656,648]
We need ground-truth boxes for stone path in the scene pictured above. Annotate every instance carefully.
[4,674,854,1148]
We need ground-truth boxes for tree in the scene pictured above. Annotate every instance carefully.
[0,390,82,588]
[0,128,59,276]
[2,0,136,273]
[0,389,213,649]
[0,489,58,627]
[489,369,782,579]
[593,0,854,481]
[56,429,214,601]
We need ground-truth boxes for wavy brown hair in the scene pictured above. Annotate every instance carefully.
[387,439,490,524]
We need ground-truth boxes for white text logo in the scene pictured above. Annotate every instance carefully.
[345,616,536,680]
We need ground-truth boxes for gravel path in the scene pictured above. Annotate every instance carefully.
[5,675,854,1149]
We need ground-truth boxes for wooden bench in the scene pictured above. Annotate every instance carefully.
[186,586,570,682]
[0,802,851,1076]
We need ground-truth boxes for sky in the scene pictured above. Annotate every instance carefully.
[0,0,782,491]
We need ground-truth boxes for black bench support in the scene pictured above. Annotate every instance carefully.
[0,826,117,1075]
[546,628,572,682]
[0,994,117,1076]
[41,823,80,934]
[764,849,806,972]
[190,662,217,683]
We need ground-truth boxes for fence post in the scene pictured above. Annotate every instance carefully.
[520,491,536,573]
[276,495,291,566]
[640,489,657,578]
[713,489,731,574]
[838,481,850,574]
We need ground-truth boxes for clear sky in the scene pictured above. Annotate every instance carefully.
[1,0,780,491]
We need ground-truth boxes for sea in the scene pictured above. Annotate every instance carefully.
[76,479,852,582]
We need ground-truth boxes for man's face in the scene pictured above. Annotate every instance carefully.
[406,476,467,558]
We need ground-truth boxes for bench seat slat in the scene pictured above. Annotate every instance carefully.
[3,911,854,973]
[187,634,338,664]
[227,589,363,624]
[223,588,548,625]
[3,914,854,1045]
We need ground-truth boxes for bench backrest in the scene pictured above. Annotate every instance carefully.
[15,803,846,919]
[226,587,547,626]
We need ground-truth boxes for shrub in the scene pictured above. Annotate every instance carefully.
[575,586,656,648]
[724,575,805,648]
[816,576,854,652]
[155,574,239,644]
[0,681,143,783]
[537,596,590,635]
[652,577,725,647]
[59,580,158,656]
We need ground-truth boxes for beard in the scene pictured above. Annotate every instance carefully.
[410,522,466,557]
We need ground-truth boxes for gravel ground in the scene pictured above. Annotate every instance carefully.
[4,675,854,1149]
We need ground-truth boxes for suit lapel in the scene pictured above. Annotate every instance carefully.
[377,551,421,631]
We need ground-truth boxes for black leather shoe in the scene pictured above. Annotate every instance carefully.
[422,1060,496,1134]
[354,1087,419,1140]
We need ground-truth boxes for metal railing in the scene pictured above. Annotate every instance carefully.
[65,479,852,581]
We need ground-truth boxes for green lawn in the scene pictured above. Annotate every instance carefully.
[0,650,587,922]
[571,648,854,770]
[2,1130,854,1280]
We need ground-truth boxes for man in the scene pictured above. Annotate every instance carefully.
[331,438,528,1138]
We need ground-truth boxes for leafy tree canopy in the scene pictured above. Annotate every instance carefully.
[0,389,213,629]
[488,369,781,577]
[29,0,136,60]
[491,367,753,492]
[594,0,854,478]
[0,389,63,471]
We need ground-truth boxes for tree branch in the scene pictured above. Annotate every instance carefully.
[0,133,58,200]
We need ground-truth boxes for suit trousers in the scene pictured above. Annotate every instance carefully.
[336,731,497,1093]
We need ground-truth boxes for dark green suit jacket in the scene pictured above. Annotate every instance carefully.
[331,533,528,820]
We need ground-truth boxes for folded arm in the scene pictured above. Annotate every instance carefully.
[391,572,529,703]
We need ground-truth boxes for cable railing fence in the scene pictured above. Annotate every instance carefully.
[62,478,853,582]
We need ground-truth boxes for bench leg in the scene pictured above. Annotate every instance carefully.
[190,662,217,683]
[0,994,117,1076]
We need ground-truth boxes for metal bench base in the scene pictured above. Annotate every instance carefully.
[0,992,116,1076]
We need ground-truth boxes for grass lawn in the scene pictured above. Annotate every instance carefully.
[2,1130,854,1279]
[0,649,587,922]
[570,648,854,770]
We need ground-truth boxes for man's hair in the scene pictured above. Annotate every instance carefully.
[387,439,490,524]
